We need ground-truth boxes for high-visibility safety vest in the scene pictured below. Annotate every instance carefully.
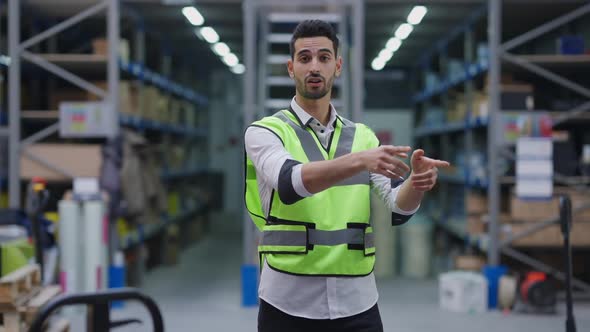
[245,108,378,277]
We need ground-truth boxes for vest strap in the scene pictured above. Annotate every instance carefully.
[259,222,375,255]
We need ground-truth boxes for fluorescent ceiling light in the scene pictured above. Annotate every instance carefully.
[371,58,385,71]
[212,42,230,57]
[182,7,204,26]
[407,6,427,25]
[395,23,413,40]
[385,37,402,52]
[231,64,245,74]
[199,27,219,44]
[378,49,394,62]
[223,53,239,67]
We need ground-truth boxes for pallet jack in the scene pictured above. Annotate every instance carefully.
[559,195,577,332]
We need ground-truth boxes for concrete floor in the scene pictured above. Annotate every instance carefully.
[70,229,590,332]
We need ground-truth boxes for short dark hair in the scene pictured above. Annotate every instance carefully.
[290,20,339,59]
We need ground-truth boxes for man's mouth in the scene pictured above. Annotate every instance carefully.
[306,77,323,87]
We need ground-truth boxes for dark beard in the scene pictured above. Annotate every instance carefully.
[296,75,334,100]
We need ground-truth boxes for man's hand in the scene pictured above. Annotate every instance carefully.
[359,145,411,179]
[409,149,450,192]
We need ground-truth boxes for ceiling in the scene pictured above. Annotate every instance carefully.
[123,0,488,71]
[18,0,590,73]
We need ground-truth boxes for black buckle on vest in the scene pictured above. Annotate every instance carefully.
[266,216,316,250]
[346,222,368,251]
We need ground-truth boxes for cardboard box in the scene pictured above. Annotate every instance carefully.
[466,192,488,215]
[20,144,102,181]
[511,196,559,222]
[511,188,590,223]
[92,38,130,63]
[139,86,161,120]
[155,95,171,123]
[467,215,486,235]
[508,221,590,247]
[88,81,139,114]
[454,255,486,272]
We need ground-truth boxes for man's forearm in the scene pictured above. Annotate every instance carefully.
[395,179,424,211]
[301,153,365,194]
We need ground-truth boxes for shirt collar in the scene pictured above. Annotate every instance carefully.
[290,97,339,129]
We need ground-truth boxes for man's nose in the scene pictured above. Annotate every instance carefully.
[309,57,320,72]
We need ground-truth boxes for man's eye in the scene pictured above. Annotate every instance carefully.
[321,56,330,61]
[299,56,309,62]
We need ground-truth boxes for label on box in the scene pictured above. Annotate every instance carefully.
[60,102,117,138]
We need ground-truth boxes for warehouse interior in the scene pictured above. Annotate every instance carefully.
[1,0,590,331]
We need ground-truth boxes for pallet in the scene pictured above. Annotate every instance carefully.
[0,265,42,306]
[0,265,67,332]
[0,285,67,332]
[0,315,70,332]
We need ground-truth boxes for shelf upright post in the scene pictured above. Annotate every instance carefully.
[439,48,451,219]
[487,0,501,266]
[107,0,120,138]
[7,0,20,208]
[464,27,474,214]
[351,0,364,123]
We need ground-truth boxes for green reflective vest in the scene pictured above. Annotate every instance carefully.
[245,109,379,276]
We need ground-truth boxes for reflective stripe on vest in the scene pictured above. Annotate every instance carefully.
[260,224,375,257]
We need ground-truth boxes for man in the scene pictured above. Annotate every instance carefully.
[245,20,449,332]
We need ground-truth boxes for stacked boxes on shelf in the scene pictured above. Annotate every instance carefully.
[507,187,590,247]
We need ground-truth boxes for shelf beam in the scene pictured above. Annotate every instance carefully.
[553,100,590,126]
[501,2,590,53]
[20,1,108,50]
[21,51,107,99]
[501,53,590,99]
[20,123,59,148]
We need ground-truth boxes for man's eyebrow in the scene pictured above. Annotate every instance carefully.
[296,49,311,56]
[296,48,334,56]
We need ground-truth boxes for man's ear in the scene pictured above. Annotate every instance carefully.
[287,58,294,78]
[335,56,343,77]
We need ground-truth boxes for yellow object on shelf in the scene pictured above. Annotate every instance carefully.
[167,192,180,216]
[44,212,59,224]
[0,193,7,208]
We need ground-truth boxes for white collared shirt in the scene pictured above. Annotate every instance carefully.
[244,97,418,319]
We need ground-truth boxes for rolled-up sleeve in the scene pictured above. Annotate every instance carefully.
[370,173,418,225]
[245,127,311,206]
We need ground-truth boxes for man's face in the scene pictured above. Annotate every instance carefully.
[287,37,342,100]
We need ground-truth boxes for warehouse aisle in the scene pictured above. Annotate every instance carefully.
[68,225,590,332]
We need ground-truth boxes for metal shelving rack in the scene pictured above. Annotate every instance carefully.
[4,0,211,261]
[413,0,590,295]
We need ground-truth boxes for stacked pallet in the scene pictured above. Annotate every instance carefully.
[0,265,69,332]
